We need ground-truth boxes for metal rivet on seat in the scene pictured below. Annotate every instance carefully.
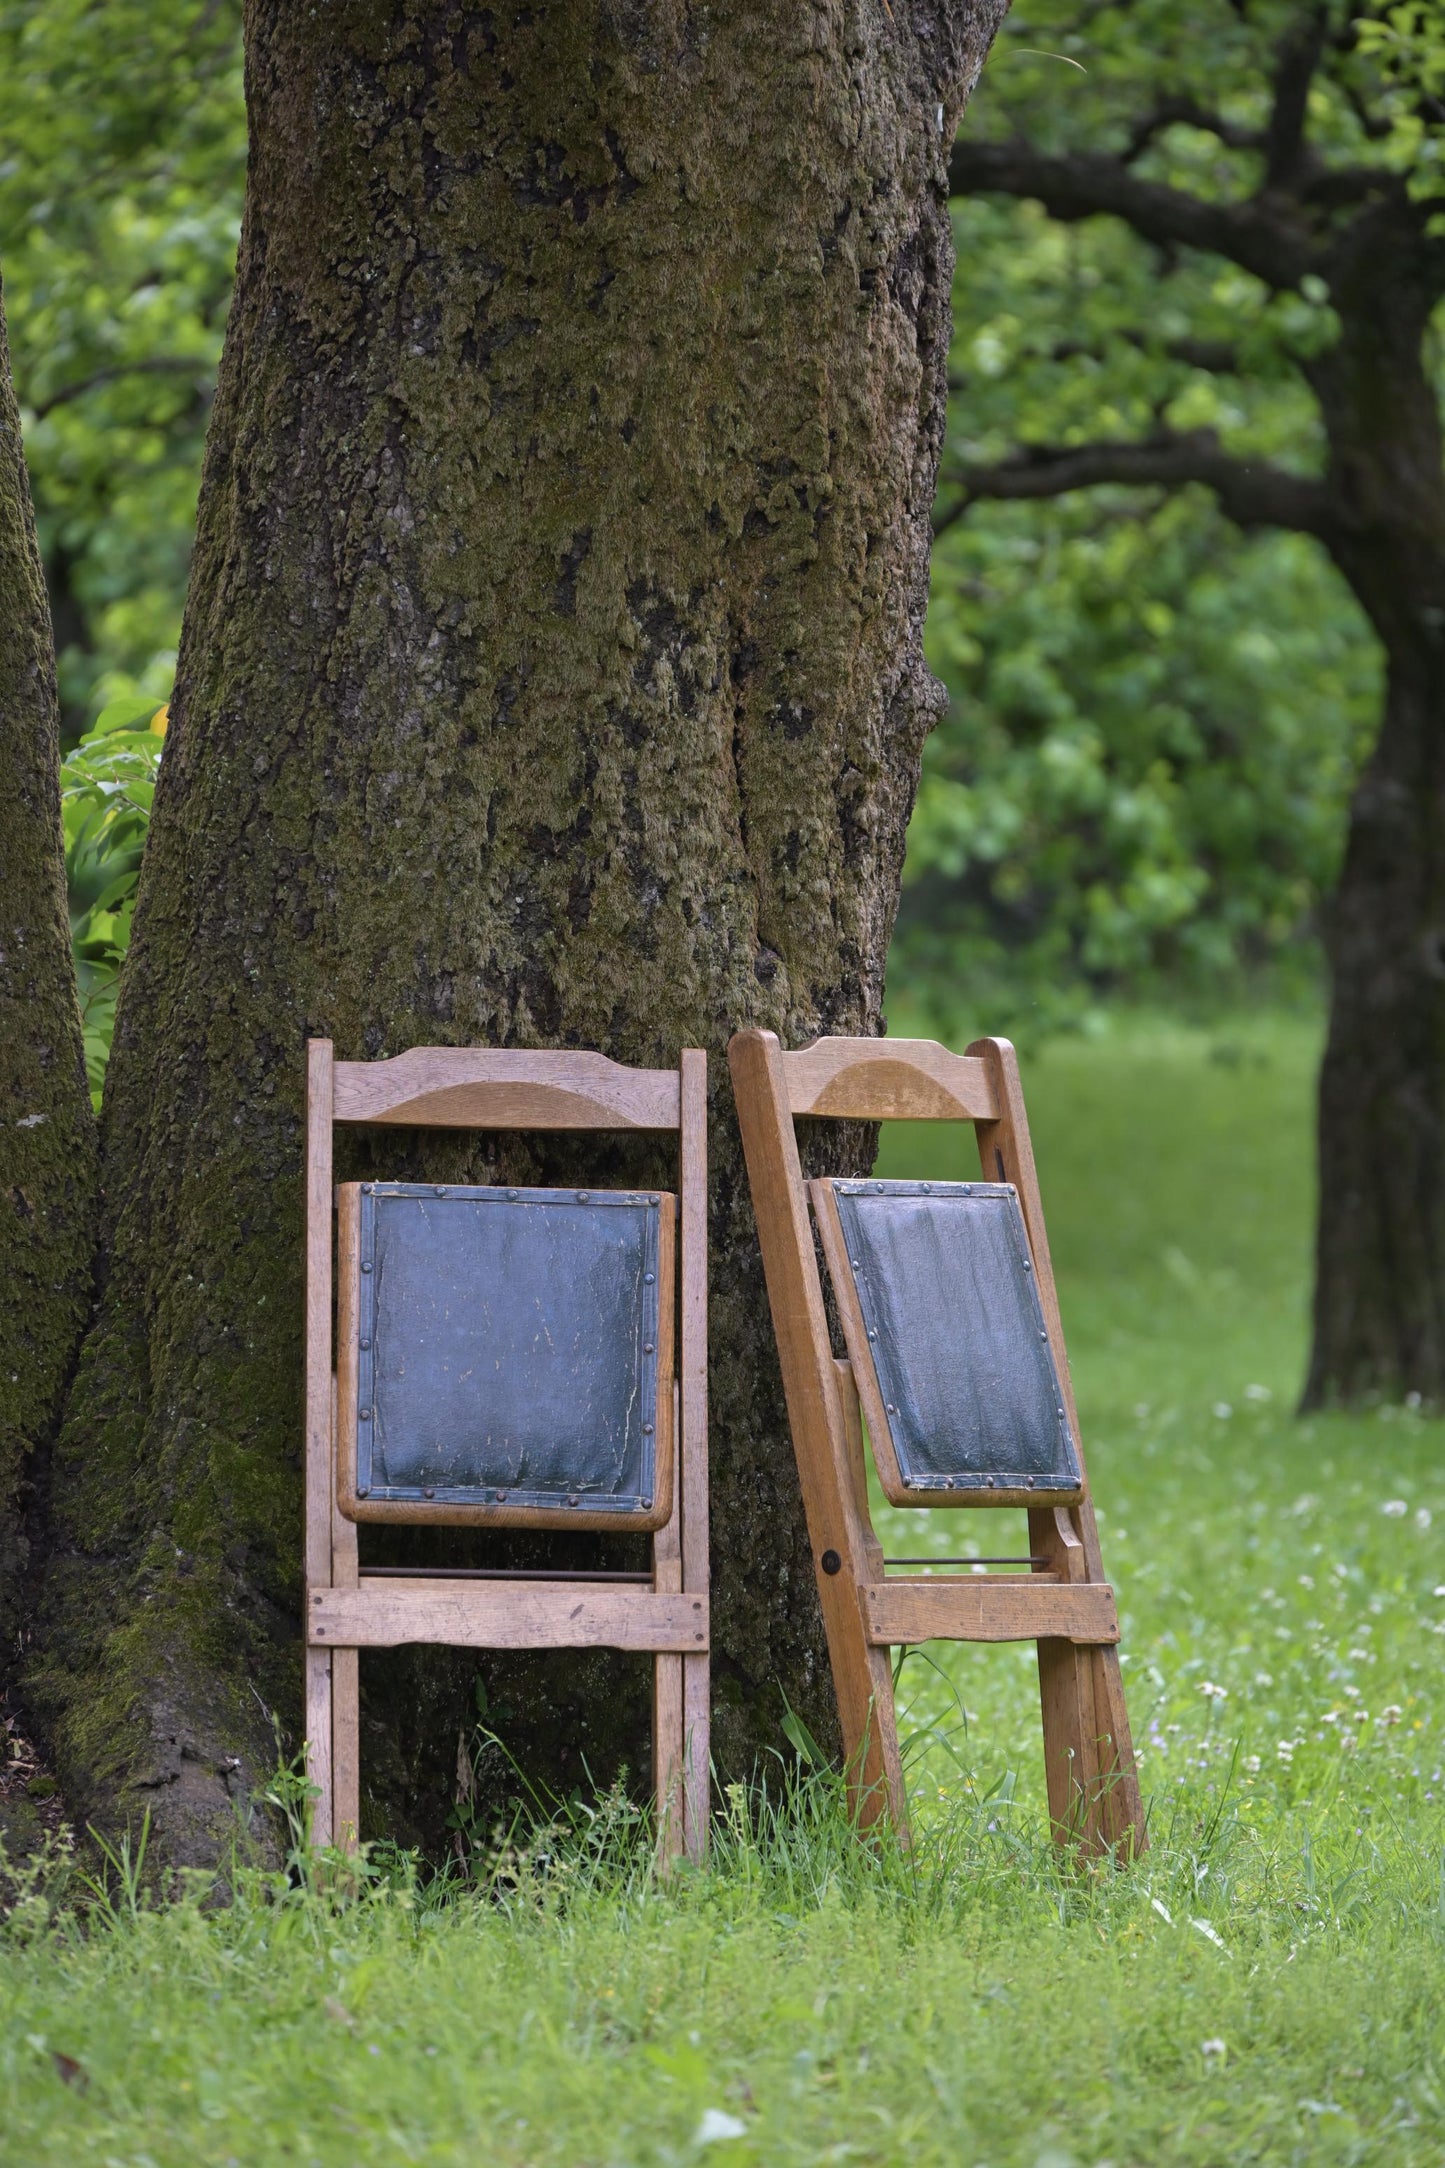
[643,1422,654,1435]
[359,1408,371,1420]
[578,1191,590,1203]
[423,1486,435,1499]
[644,1272,654,1284]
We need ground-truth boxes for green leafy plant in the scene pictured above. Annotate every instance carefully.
[59,691,165,1102]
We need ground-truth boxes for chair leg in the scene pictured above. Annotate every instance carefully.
[682,1651,709,1864]
[1089,1643,1147,1855]
[332,1648,361,1851]
[1037,1637,1105,1847]
[830,1361,907,1833]
[841,1640,908,1834]
[653,1651,686,1864]
[305,1647,335,1847]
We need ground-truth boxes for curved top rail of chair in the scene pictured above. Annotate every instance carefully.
[776,1034,1000,1122]
[331,1047,682,1130]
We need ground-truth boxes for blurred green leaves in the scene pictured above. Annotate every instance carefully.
[900,490,1377,1034]
[0,0,243,732]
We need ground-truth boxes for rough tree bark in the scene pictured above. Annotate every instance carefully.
[0,279,98,1696]
[944,7,1445,1407]
[27,0,1005,1861]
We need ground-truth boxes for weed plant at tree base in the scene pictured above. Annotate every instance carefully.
[58,695,165,1103]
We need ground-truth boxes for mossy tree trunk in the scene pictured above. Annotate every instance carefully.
[30,0,1004,1862]
[0,278,98,1685]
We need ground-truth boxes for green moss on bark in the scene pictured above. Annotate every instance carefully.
[0,279,98,1686]
[32,0,1005,1862]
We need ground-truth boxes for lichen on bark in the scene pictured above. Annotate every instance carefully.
[0,277,97,1688]
[31,0,1005,1861]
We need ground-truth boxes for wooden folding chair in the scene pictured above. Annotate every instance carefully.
[303,1042,709,1863]
[729,1029,1144,1856]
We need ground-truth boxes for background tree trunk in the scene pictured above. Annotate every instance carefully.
[1308,638,1445,1404]
[28,0,1004,1860]
[0,279,97,1686]
[1304,249,1445,1406]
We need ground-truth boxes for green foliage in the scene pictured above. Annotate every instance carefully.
[1355,3,1445,211]
[3,1012,1444,2163]
[0,0,244,730]
[59,695,165,1102]
[900,486,1379,1034]
[894,0,1427,1031]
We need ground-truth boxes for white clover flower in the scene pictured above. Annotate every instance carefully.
[1199,1680,1228,1700]
[1416,1507,1432,1529]
[1243,1755,1261,1774]
[695,2111,747,2146]
[1382,1499,1408,1517]
[1254,1671,1274,1687]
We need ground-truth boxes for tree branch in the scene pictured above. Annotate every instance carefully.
[948,137,1314,290]
[935,429,1338,541]
[1121,96,1266,165]
[28,358,209,420]
[1049,332,1242,374]
[1263,6,1328,192]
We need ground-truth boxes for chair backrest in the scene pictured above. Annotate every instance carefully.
[728,1027,1090,1514]
[304,1042,706,1543]
[774,1035,998,1122]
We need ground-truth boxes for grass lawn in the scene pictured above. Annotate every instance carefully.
[3,1007,1443,2166]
